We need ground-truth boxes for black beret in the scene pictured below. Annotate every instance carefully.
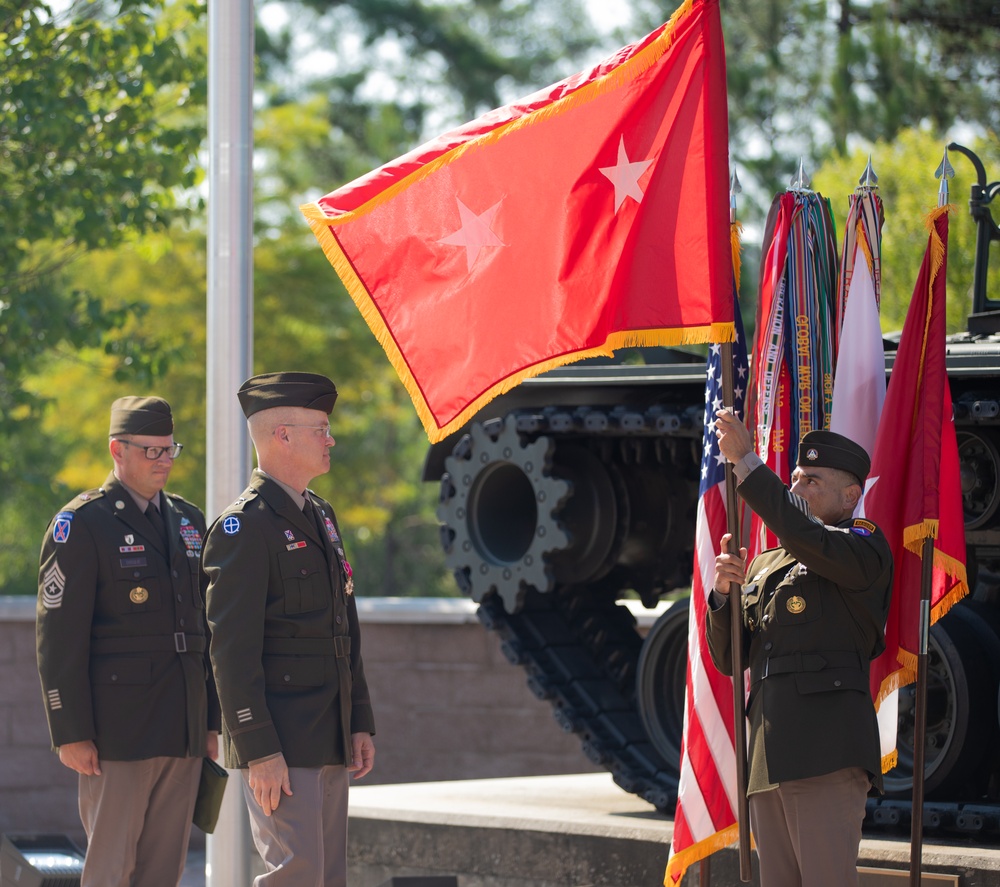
[797,430,870,482]
[109,396,174,436]
[238,372,338,418]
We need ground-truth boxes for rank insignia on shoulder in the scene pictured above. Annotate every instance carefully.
[851,519,876,537]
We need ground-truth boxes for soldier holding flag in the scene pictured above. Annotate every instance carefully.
[708,409,892,886]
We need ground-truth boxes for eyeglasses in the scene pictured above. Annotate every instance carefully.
[281,424,334,439]
[114,440,184,460]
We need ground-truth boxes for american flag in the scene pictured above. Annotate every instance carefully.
[666,283,749,884]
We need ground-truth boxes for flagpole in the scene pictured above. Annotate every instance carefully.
[908,148,953,887]
[908,536,933,887]
[723,172,752,884]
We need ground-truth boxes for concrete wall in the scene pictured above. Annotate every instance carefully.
[0,596,661,840]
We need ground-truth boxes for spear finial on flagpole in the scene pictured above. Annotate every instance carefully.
[730,168,742,223]
[790,157,812,193]
[935,146,955,208]
[858,155,879,190]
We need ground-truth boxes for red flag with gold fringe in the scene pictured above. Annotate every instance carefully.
[302,0,732,442]
[865,205,969,708]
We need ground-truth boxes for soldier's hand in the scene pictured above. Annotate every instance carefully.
[349,732,375,779]
[58,740,101,776]
[248,753,292,816]
[714,533,748,595]
[714,408,753,464]
[206,731,220,762]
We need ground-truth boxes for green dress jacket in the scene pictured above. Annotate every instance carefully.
[203,469,375,769]
[706,463,893,794]
[36,473,220,759]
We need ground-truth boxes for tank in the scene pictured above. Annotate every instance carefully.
[423,143,1000,838]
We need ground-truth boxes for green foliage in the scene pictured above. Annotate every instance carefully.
[813,130,1000,335]
[626,0,998,211]
[0,0,206,469]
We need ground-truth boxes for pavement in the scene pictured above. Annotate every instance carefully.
[176,774,1000,887]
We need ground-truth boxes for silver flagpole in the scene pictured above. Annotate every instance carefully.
[206,0,254,882]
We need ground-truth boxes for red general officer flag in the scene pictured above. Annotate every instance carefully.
[865,205,969,706]
[302,0,733,442]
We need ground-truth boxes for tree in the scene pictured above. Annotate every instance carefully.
[0,0,206,593]
[621,0,997,208]
[0,0,206,479]
[814,130,1000,335]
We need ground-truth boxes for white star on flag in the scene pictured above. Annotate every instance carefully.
[438,197,505,272]
[599,135,654,213]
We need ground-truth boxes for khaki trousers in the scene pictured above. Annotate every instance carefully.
[242,764,350,887]
[78,756,201,887]
[749,767,870,887]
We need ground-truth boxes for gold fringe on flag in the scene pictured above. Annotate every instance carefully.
[665,823,747,886]
[730,220,743,292]
[301,215,735,440]
[302,0,697,228]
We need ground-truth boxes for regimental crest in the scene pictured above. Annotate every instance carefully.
[42,561,66,609]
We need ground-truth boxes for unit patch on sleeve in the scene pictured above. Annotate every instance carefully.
[851,518,876,537]
[52,512,74,544]
[222,516,241,535]
[41,561,66,609]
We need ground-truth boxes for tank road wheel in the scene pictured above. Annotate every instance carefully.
[438,416,571,612]
[635,598,690,770]
[884,608,995,799]
[958,430,1000,530]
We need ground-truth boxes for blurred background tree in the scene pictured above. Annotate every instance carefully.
[2,0,997,594]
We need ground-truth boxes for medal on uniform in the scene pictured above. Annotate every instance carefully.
[342,558,354,595]
[786,595,806,614]
[130,586,149,604]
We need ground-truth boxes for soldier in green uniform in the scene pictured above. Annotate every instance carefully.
[36,396,220,887]
[708,410,893,887]
[203,372,375,887]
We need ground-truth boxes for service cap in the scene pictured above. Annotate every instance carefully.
[238,372,338,418]
[797,429,870,483]
[109,396,174,436]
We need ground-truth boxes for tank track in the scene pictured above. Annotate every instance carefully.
[437,401,1000,839]
[476,586,679,812]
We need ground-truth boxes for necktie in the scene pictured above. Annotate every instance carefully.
[147,501,169,550]
[304,498,328,546]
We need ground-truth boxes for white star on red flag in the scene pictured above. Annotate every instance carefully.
[599,135,654,213]
[438,197,505,272]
